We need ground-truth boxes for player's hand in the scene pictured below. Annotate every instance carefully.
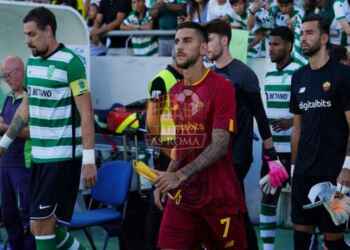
[265,157,289,188]
[271,118,292,132]
[82,164,97,188]
[259,175,277,195]
[154,188,165,210]
[154,170,182,193]
[337,168,350,194]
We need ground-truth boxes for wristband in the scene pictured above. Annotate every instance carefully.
[264,147,278,161]
[343,156,350,170]
[291,164,295,178]
[82,149,95,165]
[0,134,14,149]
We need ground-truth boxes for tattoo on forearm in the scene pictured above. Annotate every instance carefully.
[180,129,230,178]
[7,116,27,139]
[167,160,180,172]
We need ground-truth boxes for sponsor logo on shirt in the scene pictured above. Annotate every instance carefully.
[27,86,53,98]
[266,92,289,101]
[299,99,332,111]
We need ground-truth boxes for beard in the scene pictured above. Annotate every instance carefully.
[270,52,287,64]
[208,47,223,62]
[302,41,321,57]
[176,55,198,69]
[30,46,48,57]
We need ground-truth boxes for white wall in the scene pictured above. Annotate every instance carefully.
[90,56,272,108]
[91,56,172,109]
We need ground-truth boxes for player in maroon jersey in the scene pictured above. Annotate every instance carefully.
[153,21,247,250]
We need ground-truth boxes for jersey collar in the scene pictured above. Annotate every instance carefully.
[42,43,65,60]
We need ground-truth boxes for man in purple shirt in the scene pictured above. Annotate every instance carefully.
[0,56,35,250]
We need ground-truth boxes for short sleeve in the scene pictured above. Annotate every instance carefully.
[68,55,89,97]
[289,72,302,114]
[334,0,346,20]
[123,15,132,25]
[212,80,237,133]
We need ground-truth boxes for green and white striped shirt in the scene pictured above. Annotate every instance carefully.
[264,59,302,153]
[26,45,89,163]
[269,6,308,65]
[123,9,158,56]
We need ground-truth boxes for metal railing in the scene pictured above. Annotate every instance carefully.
[107,29,176,50]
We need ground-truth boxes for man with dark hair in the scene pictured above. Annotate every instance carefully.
[269,0,307,64]
[259,26,303,250]
[153,21,247,250]
[0,7,97,250]
[206,18,288,250]
[290,14,350,250]
[0,56,35,250]
[22,7,57,36]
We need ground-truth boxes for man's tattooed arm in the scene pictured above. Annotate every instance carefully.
[6,94,29,139]
[177,129,230,179]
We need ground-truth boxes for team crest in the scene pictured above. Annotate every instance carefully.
[175,88,204,118]
[47,65,55,79]
[78,80,86,93]
[322,81,331,92]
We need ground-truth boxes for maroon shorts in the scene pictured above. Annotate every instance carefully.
[158,200,247,250]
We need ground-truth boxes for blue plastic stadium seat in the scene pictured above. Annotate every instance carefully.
[70,208,122,228]
[67,160,133,250]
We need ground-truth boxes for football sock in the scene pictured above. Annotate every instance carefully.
[260,203,277,250]
[55,226,86,250]
[35,235,57,250]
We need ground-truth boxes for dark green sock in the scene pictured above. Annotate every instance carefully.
[35,235,57,250]
[55,226,86,250]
